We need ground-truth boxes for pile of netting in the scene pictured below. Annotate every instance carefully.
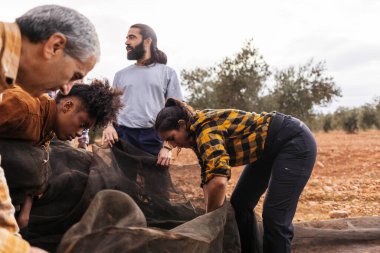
[2,139,380,253]
[0,139,243,253]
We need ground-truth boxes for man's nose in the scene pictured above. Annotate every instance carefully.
[60,84,70,95]
[76,129,83,137]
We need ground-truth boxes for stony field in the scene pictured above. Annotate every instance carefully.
[170,130,380,222]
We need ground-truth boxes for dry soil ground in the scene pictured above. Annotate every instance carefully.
[169,130,380,222]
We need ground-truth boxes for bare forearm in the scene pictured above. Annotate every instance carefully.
[17,196,33,229]
[203,176,227,213]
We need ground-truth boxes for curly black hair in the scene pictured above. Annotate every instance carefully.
[55,79,123,128]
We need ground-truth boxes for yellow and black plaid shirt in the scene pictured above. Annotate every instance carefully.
[189,109,274,186]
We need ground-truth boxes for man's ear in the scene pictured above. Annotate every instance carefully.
[178,119,187,129]
[43,33,67,60]
[62,100,74,113]
[144,37,152,50]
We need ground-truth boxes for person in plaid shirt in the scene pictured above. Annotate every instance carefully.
[155,98,317,253]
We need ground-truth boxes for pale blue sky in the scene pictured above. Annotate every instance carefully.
[2,0,380,112]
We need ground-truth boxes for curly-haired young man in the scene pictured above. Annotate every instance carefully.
[0,79,122,146]
[0,79,122,229]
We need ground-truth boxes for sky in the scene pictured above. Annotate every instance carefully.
[2,0,380,112]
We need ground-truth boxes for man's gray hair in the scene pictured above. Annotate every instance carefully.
[16,5,100,62]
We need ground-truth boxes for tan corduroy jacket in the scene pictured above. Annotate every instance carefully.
[0,22,21,95]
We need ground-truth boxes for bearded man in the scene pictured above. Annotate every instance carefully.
[102,24,183,166]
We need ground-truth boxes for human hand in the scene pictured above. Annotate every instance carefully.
[156,147,172,167]
[102,124,118,148]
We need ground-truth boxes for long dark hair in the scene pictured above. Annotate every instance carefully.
[155,98,194,132]
[131,23,167,65]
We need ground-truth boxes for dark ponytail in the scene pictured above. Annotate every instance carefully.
[153,48,167,65]
[131,23,167,65]
[155,98,194,132]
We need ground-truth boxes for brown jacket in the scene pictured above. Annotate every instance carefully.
[0,85,57,145]
[0,22,33,252]
[0,22,21,94]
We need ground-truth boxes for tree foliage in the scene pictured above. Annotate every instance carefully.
[359,103,378,130]
[268,60,342,121]
[375,97,380,129]
[336,108,360,134]
[181,40,341,123]
[322,114,333,133]
[181,40,270,111]
[181,39,379,133]
[313,99,380,132]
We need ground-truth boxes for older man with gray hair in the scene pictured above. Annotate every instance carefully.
[0,4,100,97]
[0,5,100,253]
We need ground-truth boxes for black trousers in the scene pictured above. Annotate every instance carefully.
[230,114,317,253]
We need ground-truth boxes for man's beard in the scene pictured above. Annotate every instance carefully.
[127,41,145,60]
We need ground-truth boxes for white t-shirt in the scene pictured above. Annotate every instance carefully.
[113,63,183,128]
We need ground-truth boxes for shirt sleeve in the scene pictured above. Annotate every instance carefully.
[0,228,30,253]
[165,68,183,100]
[196,132,231,187]
[112,72,119,89]
[0,164,30,253]
[0,94,28,135]
[0,164,19,234]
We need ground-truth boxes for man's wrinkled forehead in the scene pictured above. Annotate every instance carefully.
[59,56,96,95]
[80,55,97,74]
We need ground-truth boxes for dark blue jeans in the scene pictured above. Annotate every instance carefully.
[230,115,317,253]
[115,125,163,156]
